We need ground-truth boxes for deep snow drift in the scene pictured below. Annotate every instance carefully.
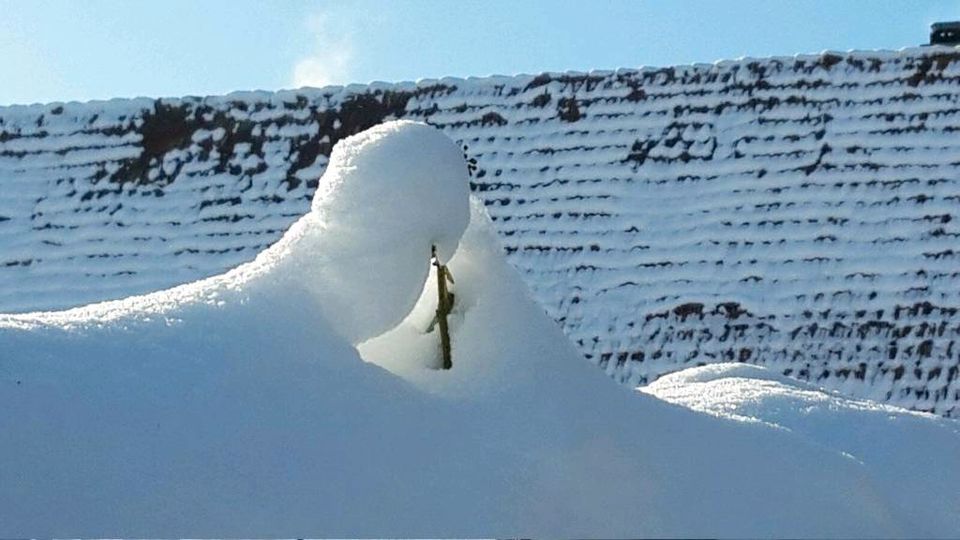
[642,364,960,534]
[1,121,958,537]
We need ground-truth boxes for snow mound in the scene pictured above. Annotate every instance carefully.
[1,121,959,537]
[643,363,960,533]
[288,119,471,342]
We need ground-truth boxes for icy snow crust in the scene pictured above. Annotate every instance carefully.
[2,122,959,537]
[2,49,960,417]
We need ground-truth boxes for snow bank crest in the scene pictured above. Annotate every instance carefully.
[281,120,471,343]
[311,120,470,265]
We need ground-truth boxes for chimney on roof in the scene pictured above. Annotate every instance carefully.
[930,21,960,46]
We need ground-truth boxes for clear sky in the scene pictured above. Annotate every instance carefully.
[1,0,958,106]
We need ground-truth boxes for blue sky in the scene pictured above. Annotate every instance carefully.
[1,0,957,105]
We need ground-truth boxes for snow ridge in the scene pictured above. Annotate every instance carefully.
[1,48,959,415]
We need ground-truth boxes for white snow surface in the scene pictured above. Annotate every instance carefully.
[643,363,960,534]
[1,121,959,537]
[297,119,470,342]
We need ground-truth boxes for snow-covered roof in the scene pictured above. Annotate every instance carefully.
[5,120,959,536]
[1,47,959,416]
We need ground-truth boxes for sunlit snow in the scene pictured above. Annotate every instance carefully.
[1,121,958,537]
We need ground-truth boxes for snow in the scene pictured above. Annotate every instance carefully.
[1,121,959,537]
[4,51,960,417]
[642,363,960,533]
[283,119,471,343]
[0,120,470,345]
